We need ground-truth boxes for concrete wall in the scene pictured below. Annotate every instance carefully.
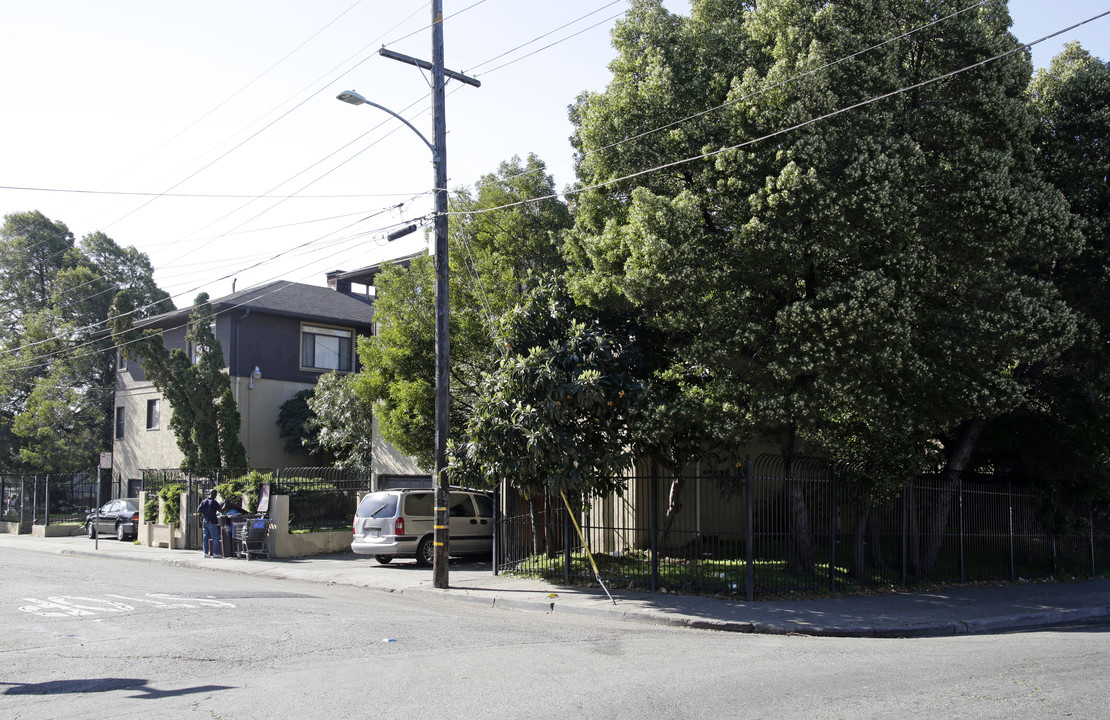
[267,495,351,558]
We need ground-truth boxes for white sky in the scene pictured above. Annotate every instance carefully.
[2,1,1107,308]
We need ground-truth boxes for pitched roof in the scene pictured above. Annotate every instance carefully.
[138,280,374,330]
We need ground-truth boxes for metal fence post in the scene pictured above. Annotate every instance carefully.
[650,462,659,593]
[1091,503,1097,578]
[44,474,50,527]
[829,464,837,596]
[492,484,500,577]
[745,457,754,602]
[563,498,572,585]
[958,475,965,584]
[901,485,907,589]
[1008,482,1015,582]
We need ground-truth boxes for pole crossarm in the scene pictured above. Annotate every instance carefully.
[379,46,482,88]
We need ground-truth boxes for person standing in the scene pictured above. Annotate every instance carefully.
[198,489,221,557]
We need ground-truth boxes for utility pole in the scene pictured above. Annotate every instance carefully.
[430,0,451,590]
[369,0,480,589]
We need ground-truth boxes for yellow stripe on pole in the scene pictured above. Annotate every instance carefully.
[434,525,447,530]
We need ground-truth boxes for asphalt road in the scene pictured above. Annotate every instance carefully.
[3,547,1108,719]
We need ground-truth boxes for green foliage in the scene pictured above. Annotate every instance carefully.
[143,492,158,525]
[0,211,171,471]
[350,155,572,471]
[985,42,1110,499]
[219,470,272,512]
[277,389,323,457]
[110,292,247,471]
[566,0,1082,483]
[453,279,641,497]
[306,373,373,470]
[158,483,185,527]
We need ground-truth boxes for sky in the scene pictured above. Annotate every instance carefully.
[2,1,1108,309]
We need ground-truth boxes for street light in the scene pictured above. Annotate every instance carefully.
[335,91,437,160]
[335,3,479,589]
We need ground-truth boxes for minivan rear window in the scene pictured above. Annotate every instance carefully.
[355,493,398,518]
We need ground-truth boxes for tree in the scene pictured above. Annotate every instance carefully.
[0,211,172,471]
[111,292,246,470]
[306,373,374,470]
[566,0,1081,575]
[277,389,324,458]
[453,278,641,499]
[983,43,1110,500]
[354,155,573,470]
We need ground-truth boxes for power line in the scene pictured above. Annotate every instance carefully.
[448,9,1110,220]
[0,185,419,199]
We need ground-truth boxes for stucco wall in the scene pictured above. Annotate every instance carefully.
[112,378,183,488]
[372,413,424,480]
[232,376,318,469]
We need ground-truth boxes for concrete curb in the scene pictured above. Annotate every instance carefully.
[18,539,1110,637]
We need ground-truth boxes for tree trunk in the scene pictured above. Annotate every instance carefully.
[849,492,871,582]
[786,477,814,577]
[529,497,543,557]
[545,492,559,559]
[659,476,684,551]
[916,418,986,577]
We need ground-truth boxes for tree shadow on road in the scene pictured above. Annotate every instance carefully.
[2,677,234,698]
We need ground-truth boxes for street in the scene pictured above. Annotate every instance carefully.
[2,546,1108,719]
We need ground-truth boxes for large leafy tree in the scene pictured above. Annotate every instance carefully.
[0,211,171,471]
[356,155,573,470]
[453,279,641,499]
[567,0,1081,574]
[111,292,246,470]
[984,43,1110,500]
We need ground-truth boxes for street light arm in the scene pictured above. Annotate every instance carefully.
[336,90,438,160]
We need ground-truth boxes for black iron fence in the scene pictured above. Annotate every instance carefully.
[272,467,371,532]
[141,466,370,532]
[495,455,1110,600]
[2,472,126,529]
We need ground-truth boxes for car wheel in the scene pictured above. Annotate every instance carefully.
[415,537,434,567]
[86,522,97,539]
[374,555,393,565]
[116,523,126,541]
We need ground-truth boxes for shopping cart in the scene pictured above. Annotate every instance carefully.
[232,517,271,560]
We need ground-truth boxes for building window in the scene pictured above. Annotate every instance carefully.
[146,399,160,430]
[189,321,218,365]
[115,407,125,439]
[301,324,353,372]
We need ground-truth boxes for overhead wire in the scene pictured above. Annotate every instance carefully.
[446,8,1110,220]
[11,3,1089,371]
[70,0,368,212]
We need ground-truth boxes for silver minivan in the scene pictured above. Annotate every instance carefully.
[351,488,494,566]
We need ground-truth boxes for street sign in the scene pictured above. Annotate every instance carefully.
[100,452,112,469]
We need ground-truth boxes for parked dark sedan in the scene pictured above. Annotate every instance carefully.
[85,498,140,541]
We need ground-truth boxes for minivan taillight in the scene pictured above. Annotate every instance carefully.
[395,517,405,536]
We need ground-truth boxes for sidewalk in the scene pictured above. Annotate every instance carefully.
[4,532,1109,637]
